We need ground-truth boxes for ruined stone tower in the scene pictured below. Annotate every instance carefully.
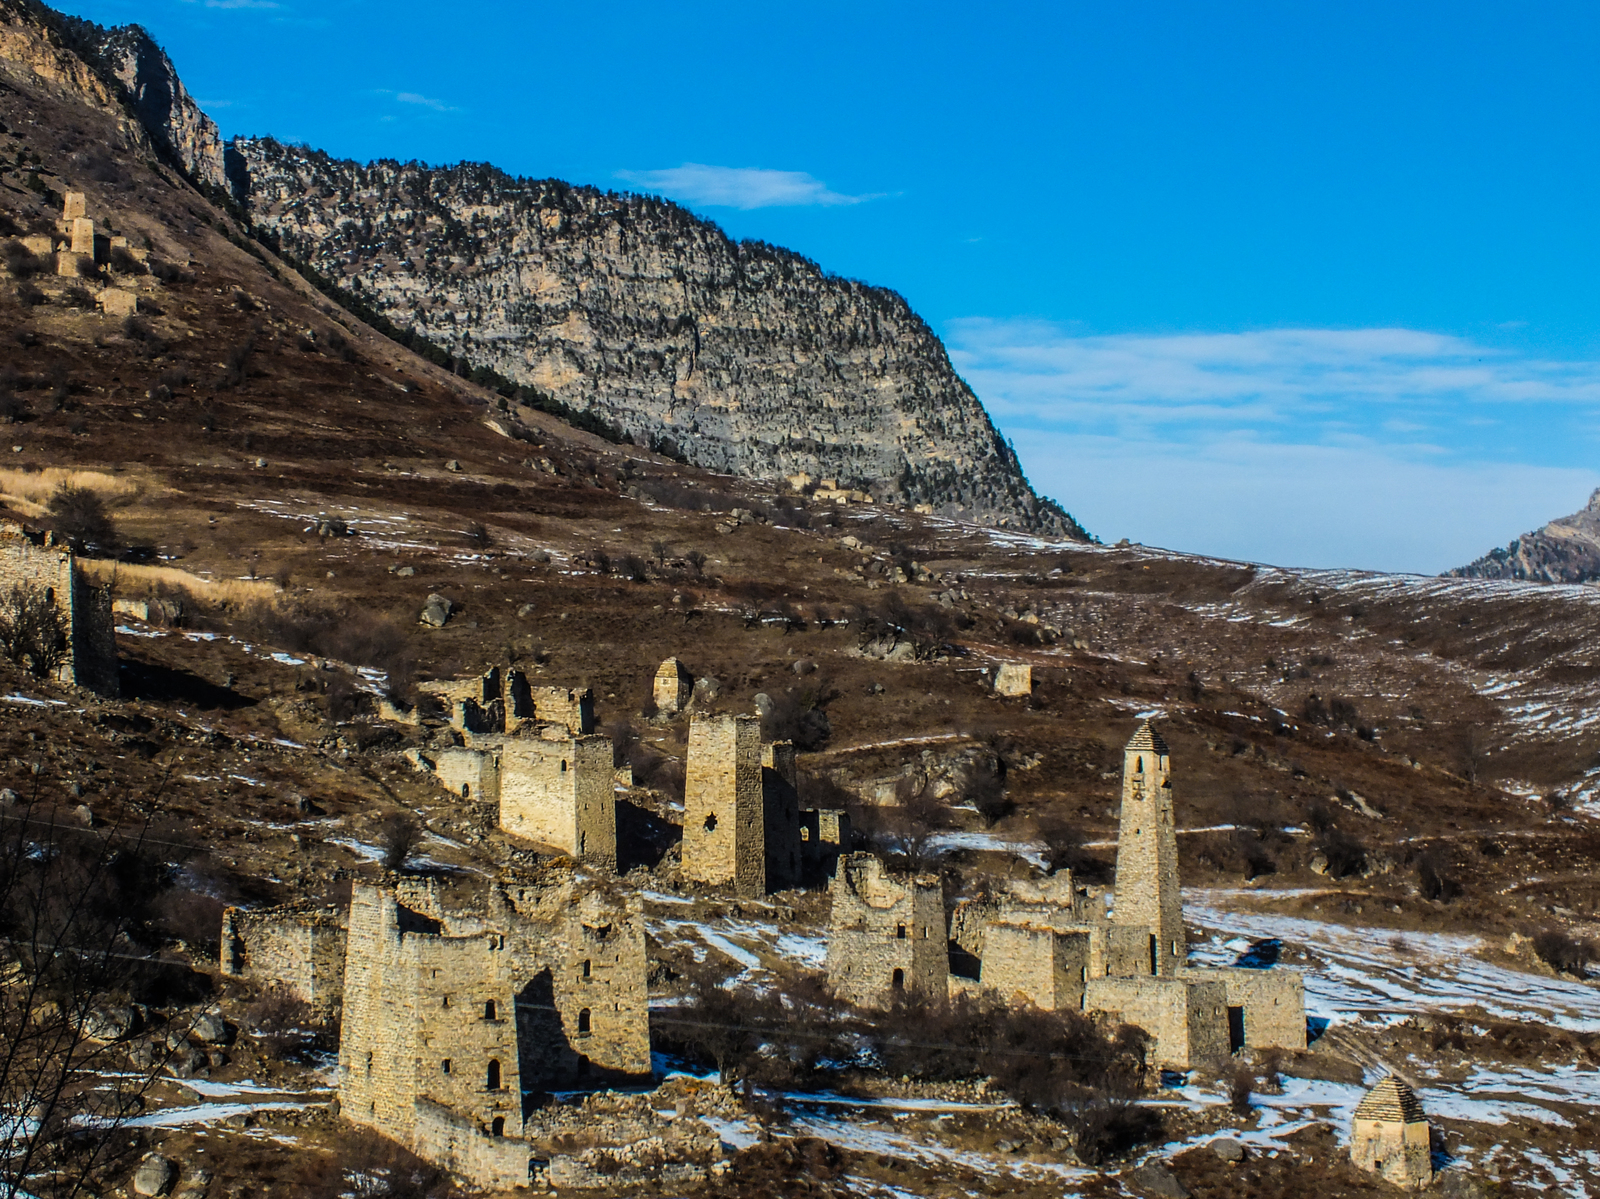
[682,714,766,895]
[827,854,947,1007]
[1112,722,1183,977]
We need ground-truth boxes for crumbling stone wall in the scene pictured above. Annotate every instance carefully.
[219,904,347,1017]
[0,523,118,695]
[978,921,1090,1011]
[433,747,500,802]
[339,876,651,1177]
[499,735,617,868]
[799,808,851,878]
[827,854,946,1007]
[1181,967,1306,1051]
[529,685,594,735]
[1083,976,1229,1069]
[761,741,801,889]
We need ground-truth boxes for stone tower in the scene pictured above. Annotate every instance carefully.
[1112,722,1183,977]
[682,713,766,895]
[1350,1074,1432,1188]
[826,854,947,1007]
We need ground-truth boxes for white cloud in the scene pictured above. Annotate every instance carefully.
[949,321,1600,429]
[395,92,457,113]
[945,320,1600,573]
[615,163,880,210]
[1012,431,1600,574]
[183,0,280,9]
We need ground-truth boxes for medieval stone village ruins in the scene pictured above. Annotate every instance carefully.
[207,624,1432,1190]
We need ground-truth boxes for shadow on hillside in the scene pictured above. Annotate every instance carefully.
[119,658,256,711]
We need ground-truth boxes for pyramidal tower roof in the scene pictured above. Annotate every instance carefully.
[1353,1075,1427,1124]
[1125,721,1169,755]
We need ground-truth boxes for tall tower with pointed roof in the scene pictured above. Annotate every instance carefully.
[1112,722,1184,977]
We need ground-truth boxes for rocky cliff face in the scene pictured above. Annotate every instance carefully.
[1449,489,1600,583]
[0,1,226,190]
[233,141,1084,536]
[81,19,228,192]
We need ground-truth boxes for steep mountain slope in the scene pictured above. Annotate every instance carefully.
[231,139,1079,535]
[1449,488,1600,583]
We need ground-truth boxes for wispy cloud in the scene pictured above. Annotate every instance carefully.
[371,89,461,115]
[948,321,1600,429]
[182,0,280,9]
[947,320,1600,572]
[615,163,882,210]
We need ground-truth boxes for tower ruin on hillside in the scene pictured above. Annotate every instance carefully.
[680,713,804,895]
[338,876,651,1188]
[826,854,946,1006]
[404,666,615,869]
[219,903,346,1018]
[1113,723,1185,978]
[828,721,1306,1069]
[0,523,118,695]
[1350,1075,1433,1188]
[652,657,692,714]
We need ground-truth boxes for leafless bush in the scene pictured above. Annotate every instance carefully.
[15,282,44,308]
[0,583,69,677]
[1229,1066,1254,1114]
[153,888,226,956]
[47,484,118,556]
[246,987,316,1058]
[2,239,44,277]
[1533,929,1595,977]
[377,812,421,872]
[108,246,145,276]
[293,1128,458,1198]
[463,521,492,548]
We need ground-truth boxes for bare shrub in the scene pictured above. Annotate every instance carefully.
[1533,929,1595,977]
[1229,1066,1254,1114]
[377,812,421,872]
[246,987,316,1058]
[0,584,69,677]
[152,888,226,956]
[108,246,145,276]
[463,521,492,548]
[46,484,118,556]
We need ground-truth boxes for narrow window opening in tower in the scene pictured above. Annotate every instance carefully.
[704,813,717,831]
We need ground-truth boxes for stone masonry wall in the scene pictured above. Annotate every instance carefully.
[827,854,946,1007]
[219,905,346,1016]
[978,922,1090,1012]
[1182,967,1306,1050]
[339,877,651,1167]
[1112,728,1183,977]
[497,735,617,867]
[1084,976,1229,1070]
[761,741,800,890]
[434,748,500,802]
[682,714,765,895]
[0,524,117,695]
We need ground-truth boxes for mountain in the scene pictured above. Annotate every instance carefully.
[1448,488,1600,583]
[18,5,1085,538]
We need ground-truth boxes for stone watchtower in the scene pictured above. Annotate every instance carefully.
[682,714,767,896]
[826,853,946,1007]
[1112,722,1183,977]
[1351,1074,1433,1188]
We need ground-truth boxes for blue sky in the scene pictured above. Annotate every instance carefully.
[60,0,1600,571]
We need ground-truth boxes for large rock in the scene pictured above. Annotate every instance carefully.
[419,594,453,628]
[1209,1137,1246,1163]
[1129,1162,1190,1199]
[189,1012,228,1044]
[132,1154,177,1197]
[83,1004,137,1042]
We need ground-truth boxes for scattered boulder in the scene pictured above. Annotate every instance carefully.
[753,693,774,718]
[792,658,816,676]
[1209,1137,1246,1163]
[1309,853,1330,876]
[1129,1162,1190,1198]
[0,788,17,805]
[419,594,453,628]
[84,1004,138,1042]
[395,565,415,577]
[691,676,722,707]
[73,803,95,827]
[189,1012,229,1044]
[993,663,1033,697]
[132,1154,177,1197]
[517,603,537,618]
[444,459,462,472]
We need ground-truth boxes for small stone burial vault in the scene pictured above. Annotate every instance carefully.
[0,522,118,695]
[1350,1074,1433,1188]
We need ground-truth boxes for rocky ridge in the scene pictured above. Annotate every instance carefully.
[231,139,1080,535]
[1449,488,1600,583]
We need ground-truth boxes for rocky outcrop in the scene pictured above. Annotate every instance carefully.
[232,140,1086,536]
[1449,489,1600,583]
[81,20,228,191]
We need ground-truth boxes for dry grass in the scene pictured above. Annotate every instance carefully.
[75,560,280,606]
[0,466,153,516]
